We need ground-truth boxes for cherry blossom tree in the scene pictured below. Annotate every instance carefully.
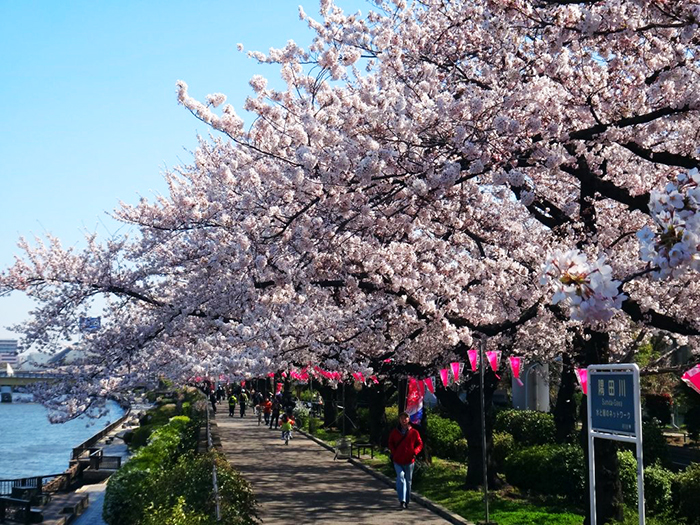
[2,0,700,521]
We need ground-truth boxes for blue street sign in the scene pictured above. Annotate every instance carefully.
[79,316,101,333]
[589,371,636,436]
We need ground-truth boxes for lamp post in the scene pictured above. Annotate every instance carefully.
[479,333,490,524]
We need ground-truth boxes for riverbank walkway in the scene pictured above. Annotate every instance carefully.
[217,414,460,524]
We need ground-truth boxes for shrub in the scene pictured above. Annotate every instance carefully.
[150,403,178,425]
[673,462,700,525]
[645,464,674,516]
[104,467,157,525]
[619,450,675,516]
[293,403,310,431]
[308,416,319,434]
[504,444,585,505]
[105,415,258,525]
[425,413,466,461]
[618,450,638,507]
[356,407,371,435]
[128,424,154,450]
[104,417,192,524]
[492,432,516,472]
[141,496,211,525]
[621,419,669,467]
[163,451,258,525]
[381,406,399,447]
[495,409,556,446]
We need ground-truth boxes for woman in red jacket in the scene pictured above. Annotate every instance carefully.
[388,411,423,510]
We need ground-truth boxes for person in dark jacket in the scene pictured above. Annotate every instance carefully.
[388,411,423,510]
[269,395,282,429]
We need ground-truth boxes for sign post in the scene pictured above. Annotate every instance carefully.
[587,364,644,525]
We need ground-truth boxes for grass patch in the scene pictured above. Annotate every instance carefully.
[365,455,583,525]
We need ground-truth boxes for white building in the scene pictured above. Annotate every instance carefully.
[0,339,19,366]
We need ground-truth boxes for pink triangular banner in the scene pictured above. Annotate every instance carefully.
[440,368,450,387]
[450,362,461,383]
[468,349,479,372]
[424,377,435,394]
[575,368,588,395]
[486,351,501,380]
[509,356,523,387]
[682,364,700,395]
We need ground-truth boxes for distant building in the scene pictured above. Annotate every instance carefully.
[0,340,19,366]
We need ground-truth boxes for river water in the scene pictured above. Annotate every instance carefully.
[0,395,124,479]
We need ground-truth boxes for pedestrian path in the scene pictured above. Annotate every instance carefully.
[216,414,452,524]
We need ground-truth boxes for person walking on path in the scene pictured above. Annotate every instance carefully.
[239,390,248,418]
[269,395,281,429]
[262,397,273,425]
[228,393,237,417]
[388,411,423,510]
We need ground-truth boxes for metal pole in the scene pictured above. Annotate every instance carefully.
[587,381,597,525]
[479,335,489,523]
[342,381,346,437]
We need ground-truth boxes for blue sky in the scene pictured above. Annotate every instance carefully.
[0,0,366,340]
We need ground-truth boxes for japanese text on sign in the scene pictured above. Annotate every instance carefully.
[589,372,636,436]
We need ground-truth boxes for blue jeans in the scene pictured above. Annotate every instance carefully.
[393,462,414,503]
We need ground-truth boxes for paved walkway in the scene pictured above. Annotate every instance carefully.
[217,414,452,524]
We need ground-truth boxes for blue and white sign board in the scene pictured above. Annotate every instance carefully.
[79,316,101,333]
[587,364,644,525]
[590,371,636,436]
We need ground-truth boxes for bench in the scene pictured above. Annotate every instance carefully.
[0,496,43,524]
[351,442,375,459]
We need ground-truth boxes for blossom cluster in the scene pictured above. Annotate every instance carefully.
[540,250,627,323]
[638,169,700,278]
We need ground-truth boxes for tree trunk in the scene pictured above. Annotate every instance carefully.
[435,373,501,489]
[397,378,407,413]
[320,384,337,428]
[577,329,624,525]
[553,352,578,443]
[344,382,359,435]
[367,383,387,446]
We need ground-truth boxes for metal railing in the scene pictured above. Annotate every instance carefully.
[0,473,67,497]
[71,406,131,460]
[207,408,222,522]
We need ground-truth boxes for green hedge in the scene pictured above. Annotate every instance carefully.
[425,413,467,461]
[104,415,258,525]
[503,444,585,505]
[152,451,258,525]
[494,409,556,446]
[104,417,193,524]
[674,462,700,525]
[493,431,515,472]
[619,449,676,515]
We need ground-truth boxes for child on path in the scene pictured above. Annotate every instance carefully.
[280,414,295,444]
